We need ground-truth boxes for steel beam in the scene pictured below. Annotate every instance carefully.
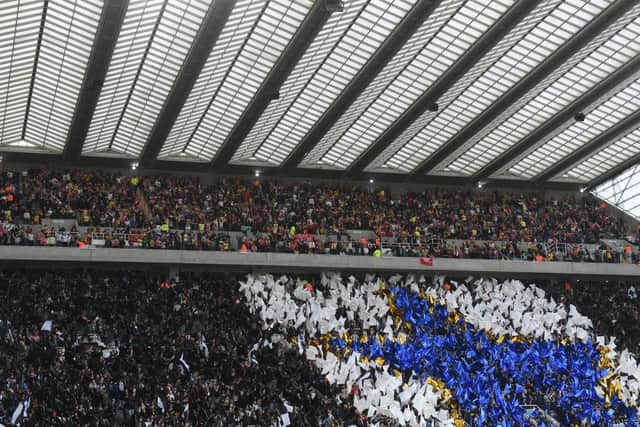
[139,0,236,167]
[209,0,334,170]
[481,54,640,181]
[411,0,635,177]
[348,0,541,175]
[280,0,443,171]
[62,0,128,161]
[0,149,581,191]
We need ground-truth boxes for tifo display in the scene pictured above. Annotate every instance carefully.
[1,269,639,425]
[242,274,639,426]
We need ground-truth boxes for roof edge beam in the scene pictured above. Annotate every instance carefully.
[62,0,128,162]
[411,0,636,177]
[139,0,236,167]
[279,0,443,171]
[481,55,640,181]
[209,0,334,170]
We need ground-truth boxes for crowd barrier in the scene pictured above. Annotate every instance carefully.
[1,246,639,279]
[2,223,638,264]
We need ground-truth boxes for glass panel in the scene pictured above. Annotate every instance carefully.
[0,1,43,147]
[506,77,640,178]
[557,125,640,183]
[83,0,209,156]
[436,3,640,176]
[372,0,610,173]
[159,0,311,160]
[301,0,514,170]
[229,0,415,166]
[592,164,640,220]
[20,0,103,151]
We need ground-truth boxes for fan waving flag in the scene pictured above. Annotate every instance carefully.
[241,273,640,426]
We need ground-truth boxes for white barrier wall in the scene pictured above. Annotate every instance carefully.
[2,246,639,279]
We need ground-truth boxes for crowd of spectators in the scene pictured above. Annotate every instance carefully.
[1,169,638,262]
[0,267,638,425]
[541,279,640,355]
[0,270,365,426]
[0,221,636,264]
[0,170,145,228]
[241,273,640,425]
[136,174,632,244]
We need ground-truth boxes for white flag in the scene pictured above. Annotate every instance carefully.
[278,413,290,427]
[11,402,23,424]
[23,398,30,418]
[179,353,190,372]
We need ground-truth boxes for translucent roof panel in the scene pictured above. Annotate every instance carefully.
[83,0,210,157]
[0,1,42,146]
[557,125,640,183]
[592,164,640,220]
[293,0,465,170]
[159,0,264,161]
[84,0,164,155]
[24,0,103,151]
[301,0,515,170]
[228,0,414,166]
[504,76,640,179]
[159,0,311,161]
[369,0,609,173]
[436,2,640,176]
[0,1,103,152]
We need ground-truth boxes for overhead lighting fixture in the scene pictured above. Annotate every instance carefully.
[255,170,260,177]
[369,178,374,184]
[580,187,585,193]
[131,162,139,171]
[477,182,483,189]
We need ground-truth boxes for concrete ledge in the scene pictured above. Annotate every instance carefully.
[1,246,639,279]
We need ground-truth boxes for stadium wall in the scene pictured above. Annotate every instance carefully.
[3,246,639,280]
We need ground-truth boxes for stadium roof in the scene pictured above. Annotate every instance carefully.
[2,1,640,203]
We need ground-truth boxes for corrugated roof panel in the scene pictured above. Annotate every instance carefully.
[160,0,311,161]
[372,0,609,173]
[438,2,640,176]
[506,76,640,178]
[83,0,209,157]
[301,0,515,169]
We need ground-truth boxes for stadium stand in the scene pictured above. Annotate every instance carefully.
[0,270,360,426]
[2,269,639,426]
[0,169,638,264]
[4,0,640,425]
